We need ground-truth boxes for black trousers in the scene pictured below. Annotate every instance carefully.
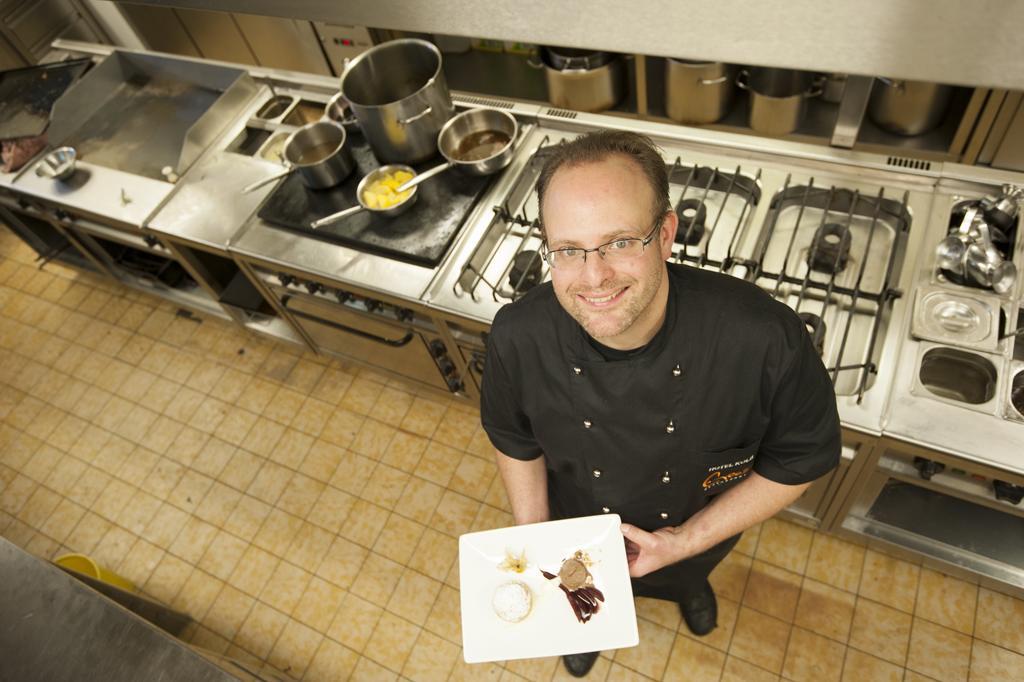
[630,531,741,602]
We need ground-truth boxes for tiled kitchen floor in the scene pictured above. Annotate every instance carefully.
[1,225,1023,682]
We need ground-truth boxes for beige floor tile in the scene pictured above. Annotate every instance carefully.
[407,527,459,583]
[350,654,399,681]
[793,576,856,643]
[205,584,255,640]
[970,640,1024,682]
[754,518,813,575]
[613,617,676,679]
[260,560,314,615]
[223,491,272,540]
[974,588,1024,655]
[350,551,405,607]
[781,626,845,682]
[328,450,376,497]
[662,632,725,682]
[250,507,301,557]
[193,481,241,528]
[470,503,512,532]
[858,548,920,614]
[742,559,802,622]
[840,647,902,682]
[38,497,87,545]
[430,489,481,538]
[290,397,333,438]
[720,655,779,682]
[728,605,791,674]
[143,458,186,500]
[16,486,62,529]
[317,406,364,449]
[169,516,219,564]
[213,406,258,446]
[239,417,285,459]
[449,452,497,502]
[168,469,214,515]
[914,567,977,636]
[848,597,912,665]
[292,575,346,632]
[363,610,420,673]
[634,595,682,632]
[234,377,278,414]
[402,629,459,682]
[395,476,445,525]
[906,618,971,682]
[198,529,249,581]
[432,407,479,452]
[338,499,389,548]
[327,591,383,652]
[423,584,461,645]
[305,638,360,681]
[399,396,447,439]
[679,595,739,653]
[286,521,333,573]
[372,387,414,427]
[299,439,345,484]
[339,377,384,416]
[316,534,369,589]
[171,568,225,623]
[380,431,428,472]
[361,462,411,510]
[219,450,264,492]
[267,618,322,679]
[307,486,355,535]
[350,419,397,461]
[604,662,651,681]
[119,489,162,536]
[309,368,354,405]
[373,513,426,565]
[143,503,189,549]
[144,552,192,604]
[269,428,314,469]
[414,441,462,488]
[229,544,279,598]
[234,600,288,659]
[277,472,325,518]
[385,567,442,626]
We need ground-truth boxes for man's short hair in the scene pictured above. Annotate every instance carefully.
[535,130,671,234]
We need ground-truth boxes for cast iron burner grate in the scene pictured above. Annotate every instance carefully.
[257,129,493,268]
[750,181,912,401]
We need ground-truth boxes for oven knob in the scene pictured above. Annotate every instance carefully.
[438,357,456,376]
[913,457,945,480]
[446,376,464,393]
[365,299,382,313]
[993,480,1024,505]
[428,340,447,358]
[396,307,414,322]
[143,235,160,249]
[277,273,295,286]
[305,280,323,294]
[55,209,71,222]
[334,290,351,304]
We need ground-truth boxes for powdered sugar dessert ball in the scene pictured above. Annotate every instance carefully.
[492,581,532,623]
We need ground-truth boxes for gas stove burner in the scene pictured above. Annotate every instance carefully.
[807,222,852,274]
[674,198,707,246]
[509,250,543,293]
[799,312,827,356]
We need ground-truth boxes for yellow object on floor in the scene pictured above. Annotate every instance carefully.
[54,553,136,592]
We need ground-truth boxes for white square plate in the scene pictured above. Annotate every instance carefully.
[459,514,639,663]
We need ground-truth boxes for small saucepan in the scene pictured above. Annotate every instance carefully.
[242,120,354,194]
[394,107,518,193]
[310,164,418,229]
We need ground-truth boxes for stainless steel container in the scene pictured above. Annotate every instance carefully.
[664,59,734,124]
[535,48,626,113]
[283,120,355,189]
[868,79,952,136]
[821,73,847,103]
[737,67,821,136]
[339,39,455,164]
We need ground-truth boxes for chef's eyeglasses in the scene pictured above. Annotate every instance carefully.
[542,216,663,270]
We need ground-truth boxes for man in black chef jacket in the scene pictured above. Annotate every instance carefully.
[480,130,841,677]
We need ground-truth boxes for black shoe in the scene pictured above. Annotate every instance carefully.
[562,651,600,677]
[678,580,718,636]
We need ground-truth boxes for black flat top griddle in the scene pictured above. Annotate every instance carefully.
[257,130,494,268]
[0,59,92,140]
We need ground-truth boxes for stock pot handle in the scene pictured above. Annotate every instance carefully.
[735,69,750,90]
[698,75,729,85]
[399,106,433,125]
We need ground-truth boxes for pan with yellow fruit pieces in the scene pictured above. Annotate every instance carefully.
[310,164,418,228]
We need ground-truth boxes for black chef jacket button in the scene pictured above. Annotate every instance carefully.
[592,469,602,478]
[601,506,611,513]
[665,420,675,434]
[660,511,669,520]
[573,366,582,375]
[661,472,671,484]
[583,419,592,429]
[672,364,682,377]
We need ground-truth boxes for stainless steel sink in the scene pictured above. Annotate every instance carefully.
[918,346,998,405]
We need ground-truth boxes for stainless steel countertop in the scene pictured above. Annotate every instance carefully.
[0,538,236,682]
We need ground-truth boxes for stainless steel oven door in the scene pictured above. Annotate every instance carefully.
[280,289,453,391]
[840,439,1024,594]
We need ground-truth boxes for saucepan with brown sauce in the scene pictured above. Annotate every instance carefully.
[394,107,518,193]
[242,120,355,194]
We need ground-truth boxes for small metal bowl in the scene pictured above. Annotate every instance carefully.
[323,92,360,132]
[35,147,77,181]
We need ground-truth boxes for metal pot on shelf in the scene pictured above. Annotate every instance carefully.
[868,78,952,136]
[339,38,456,164]
[530,46,626,113]
[736,67,823,136]
[664,59,735,124]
